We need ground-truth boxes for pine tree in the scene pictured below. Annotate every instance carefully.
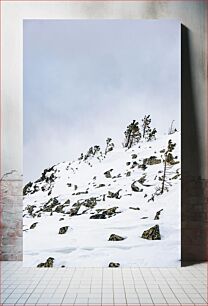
[142,115,157,141]
[142,115,151,138]
[124,120,141,149]
[84,145,101,160]
[105,138,114,154]
[161,139,177,194]
[147,128,157,141]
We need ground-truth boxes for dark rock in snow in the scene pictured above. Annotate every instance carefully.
[96,183,105,188]
[37,257,54,268]
[90,213,106,219]
[154,209,163,220]
[26,205,36,216]
[131,181,143,192]
[108,262,120,268]
[74,191,88,195]
[143,156,161,166]
[108,234,125,241]
[129,207,140,211]
[138,175,146,185]
[54,205,65,213]
[31,184,40,194]
[131,154,137,159]
[126,162,131,166]
[138,164,147,170]
[126,171,131,177]
[59,226,69,234]
[131,161,138,169]
[59,218,64,221]
[104,169,113,178]
[23,181,33,196]
[30,222,38,229]
[107,189,122,199]
[68,205,81,216]
[81,197,97,209]
[91,206,120,219]
[141,225,161,240]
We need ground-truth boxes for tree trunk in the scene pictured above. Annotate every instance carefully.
[143,124,146,138]
[125,131,132,148]
[161,158,167,194]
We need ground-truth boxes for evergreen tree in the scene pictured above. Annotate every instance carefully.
[105,138,115,154]
[142,115,157,141]
[161,139,177,194]
[147,128,157,141]
[124,120,141,149]
[84,145,101,160]
[142,115,151,138]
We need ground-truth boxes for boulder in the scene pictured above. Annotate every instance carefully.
[131,161,138,169]
[23,181,33,196]
[82,197,97,209]
[90,207,120,219]
[30,222,38,229]
[26,205,36,216]
[154,209,163,220]
[54,205,65,213]
[74,191,88,195]
[104,169,113,178]
[59,226,69,234]
[126,162,131,166]
[108,234,125,241]
[131,154,137,159]
[107,189,122,199]
[90,214,106,219]
[138,175,146,185]
[143,156,161,166]
[129,207,140,211]
[131,181,143,192]
[138,164,147,170]
[108,262,120,268]
[97,184,105,188]
[141,225,161,240]
[37,257,54,268]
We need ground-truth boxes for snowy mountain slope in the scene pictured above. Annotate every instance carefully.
[23,132,181,267]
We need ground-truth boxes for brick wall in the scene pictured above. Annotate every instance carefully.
[0,174,22,261]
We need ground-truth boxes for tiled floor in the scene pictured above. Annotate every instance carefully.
[0,262,207,305]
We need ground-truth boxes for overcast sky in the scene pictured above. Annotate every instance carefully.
[23,19,181,183]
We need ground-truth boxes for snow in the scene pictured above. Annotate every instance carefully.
[23,132,181,267]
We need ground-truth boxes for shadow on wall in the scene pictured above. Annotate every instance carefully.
[181,25,207,266]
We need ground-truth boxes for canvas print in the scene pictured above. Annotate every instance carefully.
[23,20,181,267]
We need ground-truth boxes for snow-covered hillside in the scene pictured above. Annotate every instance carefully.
[23,132,181,267]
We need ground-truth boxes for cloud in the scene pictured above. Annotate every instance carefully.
[23,19,180,182]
